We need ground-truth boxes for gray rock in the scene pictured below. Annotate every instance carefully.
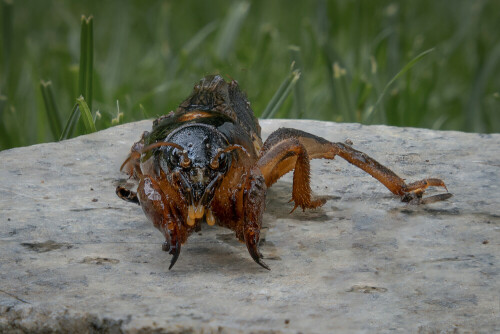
[0,120,499,333]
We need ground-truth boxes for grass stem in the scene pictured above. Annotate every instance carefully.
[40,80,62,140]
[261,69,301,119]
[76,95,96,134]
[78,15,93,111]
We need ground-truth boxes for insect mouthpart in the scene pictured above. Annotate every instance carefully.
[185,171,222,227]
[186,204,216,227]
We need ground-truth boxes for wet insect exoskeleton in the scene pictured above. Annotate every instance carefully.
[117,75,450,270]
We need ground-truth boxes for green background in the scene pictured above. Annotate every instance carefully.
[1,0,499,150]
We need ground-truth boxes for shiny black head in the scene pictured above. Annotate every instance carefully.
[160,124,231,206]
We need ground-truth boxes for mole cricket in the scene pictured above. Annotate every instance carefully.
[117,75,450,270]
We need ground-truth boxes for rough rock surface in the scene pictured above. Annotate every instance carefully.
[0,120,499,333]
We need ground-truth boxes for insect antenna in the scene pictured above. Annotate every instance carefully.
[209,144,250,169]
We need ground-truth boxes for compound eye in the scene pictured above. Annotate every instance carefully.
[167,148,191,169]
[167,149,181,169]
[218,153,228,171]
[210,152,229,172]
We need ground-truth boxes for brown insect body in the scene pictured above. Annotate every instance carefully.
[117,75,449,270]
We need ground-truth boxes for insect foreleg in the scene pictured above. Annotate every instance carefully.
[137,175,183,270]
[242,171,270,270]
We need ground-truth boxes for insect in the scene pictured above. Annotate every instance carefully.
[116,75,450,270]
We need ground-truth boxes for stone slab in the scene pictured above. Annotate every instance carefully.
[0,120,499,333]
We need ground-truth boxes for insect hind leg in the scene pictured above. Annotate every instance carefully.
[331,141,449,200]
[258,127,449,205]
[257,131,327,212]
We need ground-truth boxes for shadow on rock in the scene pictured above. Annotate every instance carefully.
[265,182,339,223]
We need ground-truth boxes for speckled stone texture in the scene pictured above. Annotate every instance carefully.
[0,120,499,333]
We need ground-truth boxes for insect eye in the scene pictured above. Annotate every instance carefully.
[218,154,227,170]
[210,150,232,171]
[215,153,230,172]
[167,149,181,168]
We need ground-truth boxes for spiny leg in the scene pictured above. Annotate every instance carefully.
[330,141,448,199]
[404,178,448,194]
[137,176,183,270]
[117,132,185,269]
[257,137,325,211]
[164,204,184,270]
[242,172,270,270]
[119,131,148,179]
[258,127,449,204]
[117,134,147,203]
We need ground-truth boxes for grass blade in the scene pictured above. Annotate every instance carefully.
[215,1,250,60]
[86,16,93,111]
[260,75,291,118]
[40,80,62,140]
[78,16,88,104]
[333,62,355,122]
[182,21,218,57]
[261,69,301,119]
[76,95,96,133]
[1,0,13,90]
[367,48,435,120]
[465,41,500,132]
[139,104,149,119]
[0,95,9,147]
[289,46,305,118]
[78,16,93,111]
[59,103,80,140]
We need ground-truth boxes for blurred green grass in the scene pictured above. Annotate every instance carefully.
[1,0,499,150]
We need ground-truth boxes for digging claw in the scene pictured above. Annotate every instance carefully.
[167,240,181,270]
[255,258,271,271]
[245,235,270,270]
[249,248,270,270]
